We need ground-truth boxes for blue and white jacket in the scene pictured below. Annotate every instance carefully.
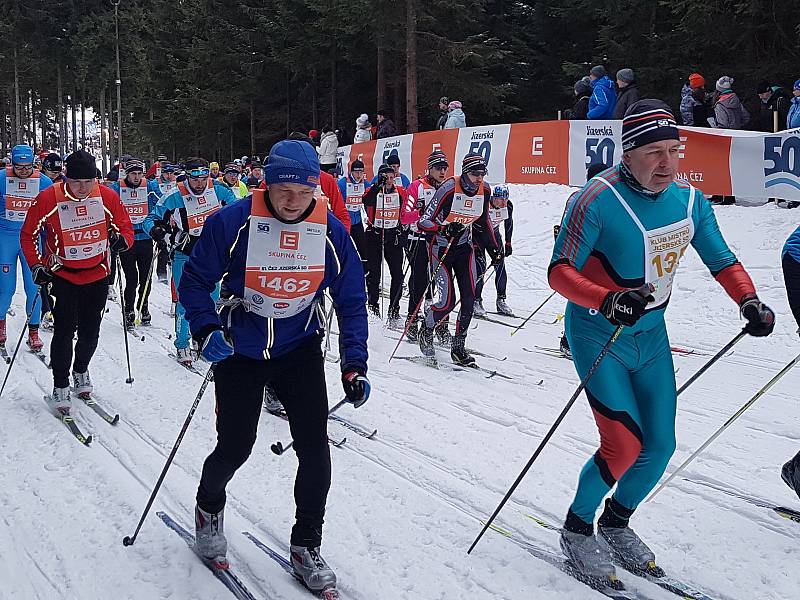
[178,195,368,372]
[110,178,162,241]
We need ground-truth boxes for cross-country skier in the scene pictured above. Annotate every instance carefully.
[337,158,368,267]
[179,139,368,595]
[41,153,65,184]
[780,226,800,499]
[401,150,450,341]
[0,144,53,352]
[417,153,502,365]
[473,184,514,317]
[362,163,409,325]
[219,162,249,200]
[143,157,236,365]
[20,150,133,413]
[549,100,774,588]
[371,153,410,188]
[109,158,162,327]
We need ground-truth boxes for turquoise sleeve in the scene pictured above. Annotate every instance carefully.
[550,187,603,271]
[689,191,738,274]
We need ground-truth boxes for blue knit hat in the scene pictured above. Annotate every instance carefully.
[11,144,34,164]
[265,140,320,188]
[794,79,800,91]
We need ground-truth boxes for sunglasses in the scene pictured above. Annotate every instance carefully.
[14,164,34,171]
[187,168,210,179]
[467,169,488,177]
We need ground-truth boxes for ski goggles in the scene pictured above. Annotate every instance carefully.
[187,167,210,179]
[13,163,34,172]
[465,168,488,177]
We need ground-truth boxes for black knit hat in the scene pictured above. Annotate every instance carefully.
[377,163,394,175]
[42,153,62,172]
[621,99,679,152]
[65,150,97,180]
[386,154,401,166]
[462,152,487,173]
[350,159,365,170]
[427,150,448,170]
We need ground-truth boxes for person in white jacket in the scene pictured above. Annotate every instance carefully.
[444,100,467,129]
[317,125,339,173]
[354,113,372,143]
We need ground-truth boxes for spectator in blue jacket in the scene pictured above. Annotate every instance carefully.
[178,139,369,593]
[587,65,617,120]
[788,80,800,130]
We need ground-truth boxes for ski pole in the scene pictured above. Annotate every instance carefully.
[388,238,454,362]
[271,397,349,455]
[322,293,335,361]
[117,257,135,384]
[379,225,385,319]
[676,329,746,397]
[468,324,624,554]
[647,351,800,503]
[134,247,158,325]
[0,289,42,398]
[122,364,216,547]
[509,290,556,337]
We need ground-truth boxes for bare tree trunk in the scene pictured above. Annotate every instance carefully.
[108,91,115,165]
[71,93,78,152]
[81,88,86,149]
[405,0,418,133]
[229,123,234,162]
[40,94,46,150]
[1,92,7,157]
[393,82,403,133]
[376,45,386,114]
[249,99,255,156]
[13,47,22,144]
[311,69,318,130]
[57,65,65,155]
[29,91,36,149]
[100,87,108,175]
[149,108,154,159]
[285,71,291,137]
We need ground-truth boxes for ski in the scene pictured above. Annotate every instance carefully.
[242,531,341,599]
[77,393,120,425]
[168,353,205,375]
[395,355,512,380]
[463,362,514,380]
[328,414,377,439]
[487,311,520,319]
[29,348,51,369]
[682,477,800,524]
[546,313,565,324]
[484,522,648,600]
[466,348,507,361]
[0,343,9,364]
[523,514,719,600]
[45,398,92,445]
[265,409,348,449]
[475,314,518,328]
[157,512,259,600]
[523,346,569,360]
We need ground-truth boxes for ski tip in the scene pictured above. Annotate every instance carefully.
[85,435,93,445]
[111,414,121,425]
[271,442,285,455]
[367,429,378,439]
[122,535,134,547]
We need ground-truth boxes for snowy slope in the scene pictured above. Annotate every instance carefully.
[0,184,798,600]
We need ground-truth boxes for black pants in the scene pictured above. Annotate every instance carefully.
[196,340,331,547]
[50,277,108,388]
[349,221,367,273]
[783,253,800,330]
[108,251,118,286]
[474,244,507,301]
[405,235,429,318]
[425,241,476,336]
[119,239,154,314]
[365,227,404,310]
[156,243,169,280]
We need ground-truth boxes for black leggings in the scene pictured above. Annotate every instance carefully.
[425,241,476,336]
[119,239,154,314]
[783,253,800,331]
[50,277,108,388]
[405,235,430,318]
[196,340,331,547]
[365,227,404,309]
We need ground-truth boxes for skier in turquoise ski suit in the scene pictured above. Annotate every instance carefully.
[548,100,775,584]
[142,158,236,358]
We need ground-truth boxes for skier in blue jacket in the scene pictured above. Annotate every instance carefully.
[0,144,52,351]
[178,139,369,596]
[109,158,162,326]
[142,157,236,364]
[338,158,368,268]
[587,65,618,120]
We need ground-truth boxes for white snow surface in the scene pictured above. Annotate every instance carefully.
[1,183,798,600]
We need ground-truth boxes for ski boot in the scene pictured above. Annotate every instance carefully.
[195,504,228,565]
[140,306,152,326]
[124,310,136,330]
[559,334,572,359]
[49,386,72,416]
[782,451,800,500]
[496,297,514,317]
[40,312,54,331]
[72,371,93,398]
[175,347,193,365]
[598,499,663,576]
[473,298,486,317]
[434,321,451,347]
[264,385,284,415]
[387,305,401,329]
[26,327,44,352]
[367,303,380,318]
[405,314,419,343]
[450,334,475,367]
[560,528,622,589]
[0,319,6,344]
[290,545,337,593]
[418,323,435,359]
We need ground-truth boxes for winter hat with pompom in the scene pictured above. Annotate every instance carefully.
[716,76,734,93]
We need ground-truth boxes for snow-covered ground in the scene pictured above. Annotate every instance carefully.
[0,183,798,600]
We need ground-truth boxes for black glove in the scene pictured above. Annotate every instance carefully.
[504,242,512,257]
[31,264,53,286]
[155,238,168,253]
[740,296,775,337]
[440,222,465,239]
[601,286,654,327]
[109,230,129,253]
[150,225,166,242]
[342,369,370,408]
[488,246,504,266]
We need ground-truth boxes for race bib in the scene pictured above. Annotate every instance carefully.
[58,195,108,262]
[119,182,148,225]
[446,191,483,225]
[346,181,365,211]
[647,222,692,306]
[5,169,41,222]
[375,192,400,228]
[244,191,327,319]
[181,182,221,236]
